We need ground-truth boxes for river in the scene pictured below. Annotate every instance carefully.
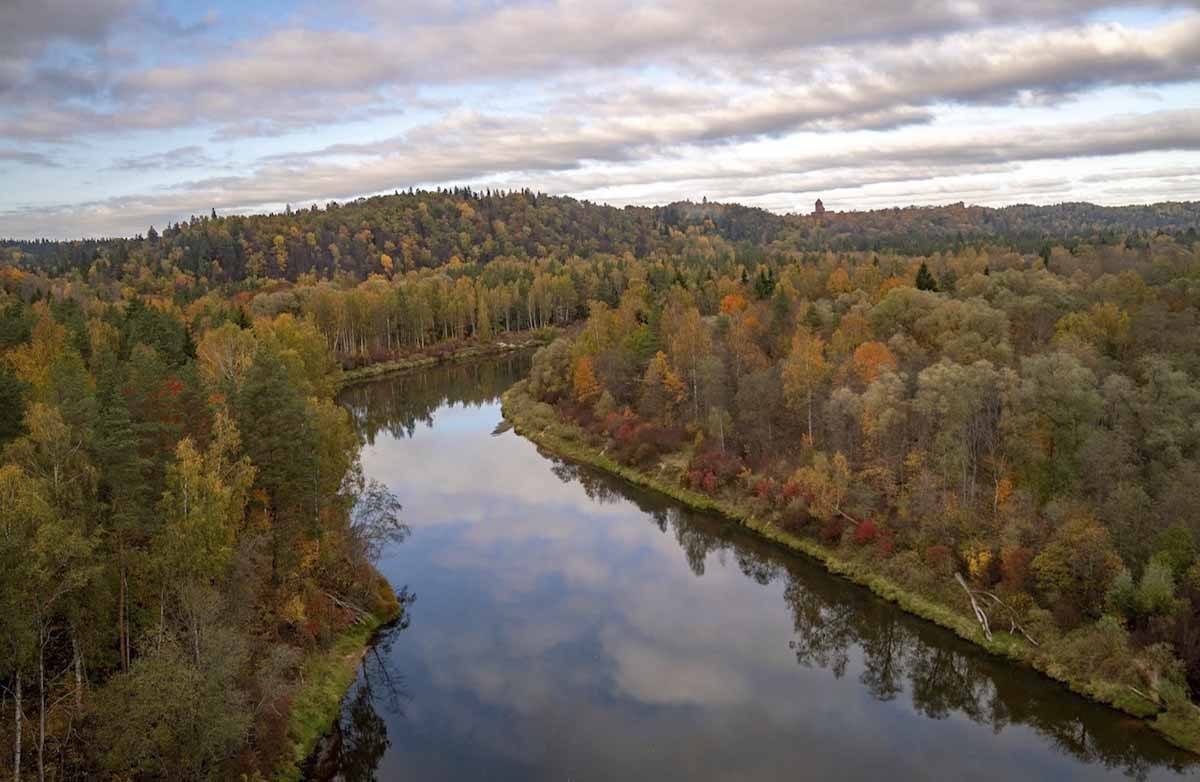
[318,353,1195,781]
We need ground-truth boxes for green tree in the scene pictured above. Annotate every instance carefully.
[1033,516,1123,623]
[915,262,938,292]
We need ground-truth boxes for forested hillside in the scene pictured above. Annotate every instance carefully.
[4,190,1199,282]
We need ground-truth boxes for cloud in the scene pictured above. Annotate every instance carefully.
[107,145,222,171]
[4,106,1198,239]
[0,1,1197,237]
[3,4,1198,142]
[0,148,59,168]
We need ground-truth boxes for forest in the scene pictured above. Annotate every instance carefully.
[2,188,1200,777]
[0,291,405,779]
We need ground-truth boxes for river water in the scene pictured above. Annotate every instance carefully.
[321,353,1195,781]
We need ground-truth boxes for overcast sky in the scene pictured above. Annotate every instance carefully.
[1,0,1198,239]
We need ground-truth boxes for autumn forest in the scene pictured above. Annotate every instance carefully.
[3,189,1200,777]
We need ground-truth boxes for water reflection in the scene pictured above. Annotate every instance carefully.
[308,595,414,782]
[341,354,531,444]
[551,460,1194,780]
[323,355,1196,781]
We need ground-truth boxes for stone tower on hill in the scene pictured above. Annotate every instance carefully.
[814,198,826,216]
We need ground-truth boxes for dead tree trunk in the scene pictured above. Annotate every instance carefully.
[955,572,992,641]
[955,573,1039,646]
[13,673,21,782]
[72,633,83,710]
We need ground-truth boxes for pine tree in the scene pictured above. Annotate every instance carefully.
[915,261,938,291]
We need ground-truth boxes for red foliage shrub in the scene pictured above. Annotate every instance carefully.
[780,480,801,502]
[685,448,744,494]
[853,518,878,546]
[603,410,683,465]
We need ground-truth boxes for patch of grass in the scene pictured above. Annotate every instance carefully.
[502,379,1200,755]
[274,615,385,782]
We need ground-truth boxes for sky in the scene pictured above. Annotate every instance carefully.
[0,0,1199,240]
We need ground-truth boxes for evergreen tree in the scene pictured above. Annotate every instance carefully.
[915,261,938,291]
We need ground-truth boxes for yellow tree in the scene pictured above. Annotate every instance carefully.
[664,304,710,420]
[572,355,600,406]
[640,351,686,422]
[272,235,288,278]
[782,327,829,445]
[156,412,254,663]
[476,291,493,341]
[793,451,852,520]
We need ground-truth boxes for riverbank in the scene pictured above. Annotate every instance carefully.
[339,330,556,387]
[500,378,1200,755]
[274,579,403,781]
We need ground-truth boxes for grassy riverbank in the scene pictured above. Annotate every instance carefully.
[501,378,1200,755]
[274,573,403,781]
[339,331,556,387]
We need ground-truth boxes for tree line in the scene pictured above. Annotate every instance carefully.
[4,190,1198,284]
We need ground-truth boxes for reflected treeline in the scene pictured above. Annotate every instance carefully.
[305,591,415,782]
[548,457,1198,781]
[339,352,534,445]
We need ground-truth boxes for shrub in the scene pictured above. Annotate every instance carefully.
[853,518,878,546]
[685,447,744,494]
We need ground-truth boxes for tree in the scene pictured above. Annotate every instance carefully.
[663,304,711,421]
[527,339,573,403]
[156,413,254,664]
[272,234,288,277]
[0,465,45,782]
[915,262,938,292]
[1008,351,1102,499]
[782,328,829,444]
[851,341,897,385]
[196,323,256,394]
[793,452,852,521]
[94,633,250,781]
[640,351,686,422]
[0,456,95,782]
[1033,516,1123,623]
[0,360,26,446]
[913,360,1005,507]
[234,343,318,581]
[572,355,601,406]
